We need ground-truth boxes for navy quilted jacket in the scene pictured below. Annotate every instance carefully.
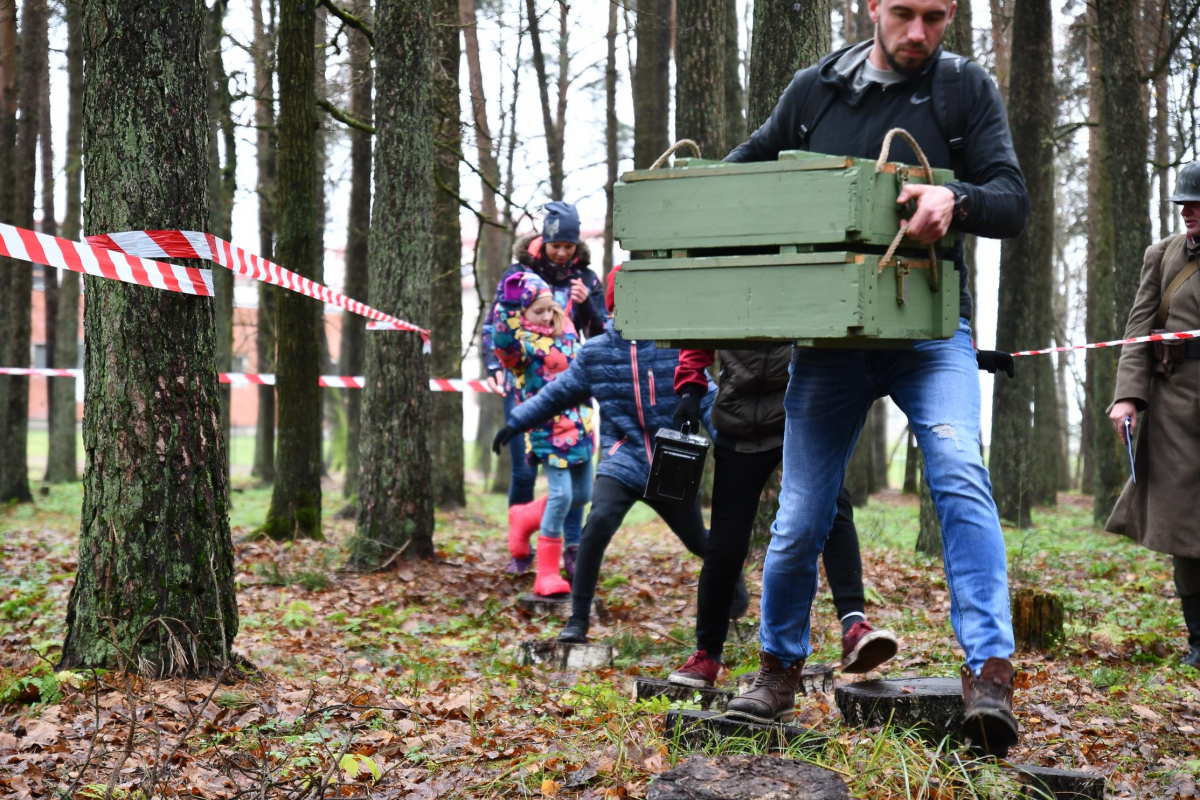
[507,320,718,493]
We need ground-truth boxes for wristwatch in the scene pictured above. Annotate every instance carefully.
[951,187,971,222]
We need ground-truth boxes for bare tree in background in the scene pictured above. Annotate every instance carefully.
[633,0,671,169]
[604,0,618,272]
[526,0,570,199]
[675,0,726,159]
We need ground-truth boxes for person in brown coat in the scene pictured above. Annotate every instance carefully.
[1106,160,1200,668]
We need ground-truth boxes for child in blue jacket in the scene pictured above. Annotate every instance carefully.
[493,266,748,642]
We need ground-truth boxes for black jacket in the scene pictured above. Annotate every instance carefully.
[727,43,1029,320]
[712,345,791,453]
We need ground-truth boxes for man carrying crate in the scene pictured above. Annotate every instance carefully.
[711,0,1029,756]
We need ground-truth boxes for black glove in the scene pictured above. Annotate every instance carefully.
[492,425,519,455]
[976,350,1015,379]
[672,387,703,434]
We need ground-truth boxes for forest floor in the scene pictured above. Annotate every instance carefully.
[2,470,1200,799]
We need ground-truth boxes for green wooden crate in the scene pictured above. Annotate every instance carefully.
[613,150,956,253]
[613,250,958,349]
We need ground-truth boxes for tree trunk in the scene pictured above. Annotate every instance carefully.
[315,9,340,480]
[207,0,235,482]
[675,0,726,159]
[60,0,237,675]
[903,429,918,493]
[262,0,323,540]
[746,0,830,132]
[854,0,872,43]
[844,413,873,507]
[0,0,15,484]
[723,0,745,152]
[342,0,372,499]
[1149,0,1169,240]
[39,16,57,481]
[633,0,671,169]
[604,0,618,273]
[0,0,46,505]
[915,451,942,557]
[526,0,565,200]
[988,0,1055,528]
[870,400,888,489]
[251,0,278,484]
[987,0,1012,99]
[1080,8,1101,496]
[46,0,83,485]
[1094,0,1152,522]
[431,0,465,510]
[347,0,436,567]
[944,0,973,55]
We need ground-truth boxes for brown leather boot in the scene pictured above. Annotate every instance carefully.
[726,651,803,722]
[961,657,1019,757]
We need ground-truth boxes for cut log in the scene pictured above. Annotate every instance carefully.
[517,640,615,670]
[635,678,733,710]
[737,662,835,696]
[516,593,604,619]
[835,677,964,743]
[1011,588,1065,652]
[664,709,827,753]
[1007,764,1105,800]
[648,754,850,800]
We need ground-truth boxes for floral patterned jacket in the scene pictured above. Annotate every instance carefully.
[491,279,596,468]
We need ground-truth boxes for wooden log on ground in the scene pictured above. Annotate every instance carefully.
[516,593,604,619]
[648,755,850,800]
[737,662,835,696]
[635,678,733,710]
[1007,764,1105,800]
[1011,588,1065,652]
[835,677,964,743]
[517,640,615,670]
[663,709,826,753]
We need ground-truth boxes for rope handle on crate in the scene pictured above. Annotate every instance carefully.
[874,128,940,291]
[649,139,702,170]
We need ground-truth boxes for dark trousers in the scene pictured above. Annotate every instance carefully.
[570,475,709,623]
[1176,555,1200,598]
[504,390,583,544]
[695,445,865,657]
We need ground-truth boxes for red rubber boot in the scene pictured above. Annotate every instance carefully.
[533,537,572,597]
[508,495,548,559]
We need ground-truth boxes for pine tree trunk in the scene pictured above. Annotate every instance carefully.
[526,0,564,200]
[903,429,918,493]
[39,22,58,482]
[987,0,1012,99]
[46,0,83,485]
[263,0,323,540]
[347,0,436,567]
[604,0,618,273]
[0,0,15,483]
[870,400,888,489]
[315,9,340,479]
[915,451,943,557]
[60,0,238,675]
[342,0,372,500]
[723,0,745,152]
[633,0,671,169]
[676,0,726,159]
[1094,0,1151,522]
[988,0,1055,528]
[845,413,873,507]
[251,0,278,484]
[430,0,465,510]
[747,0,830,132]
[854,0,872,43]
[1080,10,1100,496]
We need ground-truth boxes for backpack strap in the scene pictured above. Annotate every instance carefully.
[933,53,969,175]
[797,76,837,148]
[1155,236,1196,328]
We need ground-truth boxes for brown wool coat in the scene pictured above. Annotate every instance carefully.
[1105,234,1200,558]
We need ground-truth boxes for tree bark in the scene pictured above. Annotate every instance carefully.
[263,0,323,540]
[60,0,237,675]
[431,0,465,509]
[39,11,57,482]
[526,0,565,200]
[46,0,83,485]
[675,0,726,159]
[347,0,436,567]
[870,401,888,489]
[633,0,672,169]
[1080,7,1101,496]
[915,451,943,556]
[723,0,745,152]
[341,0,372,499]
[747,0,830,133]
[1094,0,1152,522]
[988,0,1056,527]
[987,0,1012,99]
[0,0,15,481]
[251,0,278,483]
[604,0,618,273]
[315,9,340,480]
[844,413,873,507]
[903,429,919,493]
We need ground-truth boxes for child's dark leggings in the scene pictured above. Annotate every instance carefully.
[570,476,708,624]
[695,444,866,658]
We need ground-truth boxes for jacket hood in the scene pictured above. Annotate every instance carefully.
[818,40,947,103]
[513,231,592,271]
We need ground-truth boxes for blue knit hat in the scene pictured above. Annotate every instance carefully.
[541,201,581,244]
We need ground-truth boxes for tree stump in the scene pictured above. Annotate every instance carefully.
[517,640,615,670]
[1007,764,1106,800]
[1011,588,1064,652]
[663,709,826,753]
[516,593,604,619]
[737,663,835,696]
[835,678,964,743]
[648,755,850,800]
[635,678,733,710]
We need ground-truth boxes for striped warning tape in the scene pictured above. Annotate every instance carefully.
[1009,328,1200,357]
[0,367,495,393]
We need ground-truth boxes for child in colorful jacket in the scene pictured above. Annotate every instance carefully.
[492,271,597,597]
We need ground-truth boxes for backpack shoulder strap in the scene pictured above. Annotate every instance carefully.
[797,74,837,149]
[933,53,969,173]
[1155,236,1196,328]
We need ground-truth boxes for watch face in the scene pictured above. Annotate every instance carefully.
[955,192,971,220]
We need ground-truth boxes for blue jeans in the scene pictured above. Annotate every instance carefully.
[504,387,583,545]
[762,320,1013,673]
[541,460,594,538]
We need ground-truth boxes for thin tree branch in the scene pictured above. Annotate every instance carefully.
[317,98,375,134]
[1141,0,1200,81]
[318,0,374,46]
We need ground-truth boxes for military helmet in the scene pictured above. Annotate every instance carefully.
[1171,161,1200,204]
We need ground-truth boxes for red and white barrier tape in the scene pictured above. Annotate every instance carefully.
[1,223,213,295]
[0,367,495,393]
[1009,328,1200,357]
[86,229,430,346]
